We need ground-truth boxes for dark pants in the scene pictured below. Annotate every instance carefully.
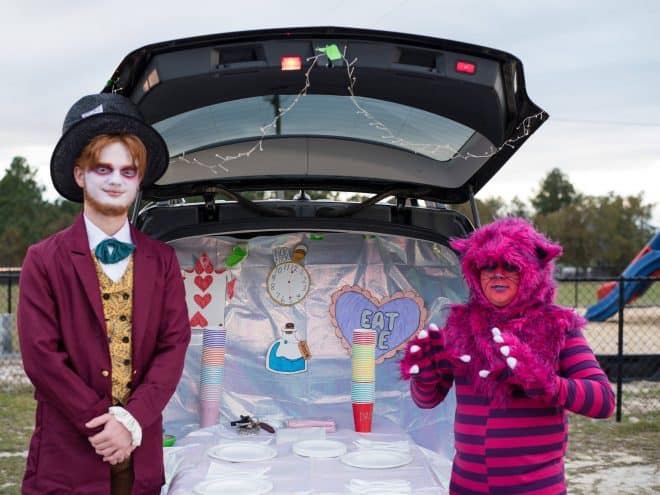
[111,456,134,495]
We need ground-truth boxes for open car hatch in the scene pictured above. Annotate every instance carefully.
[106,26,546,205]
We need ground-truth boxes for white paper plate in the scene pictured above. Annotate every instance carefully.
[207,442,277,463]
[340,450,413,469]
[292,439,347,458]
[193,478,273,495]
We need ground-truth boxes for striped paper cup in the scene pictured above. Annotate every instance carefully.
[351,383,375,402]
[200,400,221,428]
[202,328,227,347]
[352,329,376,345]
[200,366,224,384]
[200,384,223,400]
[351,347,375,359]
[202,349,225,366]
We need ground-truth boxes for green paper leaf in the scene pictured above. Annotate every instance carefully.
[225,245,248,267]
[317,44,342,61]
[309,233,325,240]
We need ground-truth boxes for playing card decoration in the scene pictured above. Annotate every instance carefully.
[330,285,427,364]
[183,252,236,329]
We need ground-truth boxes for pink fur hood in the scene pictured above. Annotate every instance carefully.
[444,218,585,400]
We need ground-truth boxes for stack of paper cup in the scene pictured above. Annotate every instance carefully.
[199,326,226,427]
[351,329,376,432]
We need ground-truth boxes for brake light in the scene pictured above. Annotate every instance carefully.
[281,56,302,71]
[455,61,476,74]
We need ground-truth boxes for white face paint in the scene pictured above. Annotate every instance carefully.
[78,141,141,216]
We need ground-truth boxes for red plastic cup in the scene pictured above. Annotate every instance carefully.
[352,402,374,432]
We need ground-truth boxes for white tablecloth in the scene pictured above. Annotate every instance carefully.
[163,415,450,494]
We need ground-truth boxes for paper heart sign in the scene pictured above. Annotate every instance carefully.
[194,293,212,309]
[330,285,427,363]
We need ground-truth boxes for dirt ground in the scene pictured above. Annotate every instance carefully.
[567,455,659,494]
[565,380,660,494]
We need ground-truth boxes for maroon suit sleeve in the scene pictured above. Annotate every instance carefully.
[555,328,615,418]
[124,246,190,429]
[18,246,112,436]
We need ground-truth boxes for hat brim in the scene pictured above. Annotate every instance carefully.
[50,112,169,202]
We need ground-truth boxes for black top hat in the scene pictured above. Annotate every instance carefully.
[50,93,169,202]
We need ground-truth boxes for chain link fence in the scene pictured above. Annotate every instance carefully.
[556,275,660,422]
[1,269,658,420]
[0,270,30,392]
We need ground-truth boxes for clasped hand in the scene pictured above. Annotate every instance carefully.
[86,414,134,465]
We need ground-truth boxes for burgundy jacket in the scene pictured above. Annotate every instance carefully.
[18,214,190,494]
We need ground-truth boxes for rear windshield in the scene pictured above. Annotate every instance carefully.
[153,94,475,162]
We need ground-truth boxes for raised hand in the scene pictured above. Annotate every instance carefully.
[400,323,469,382]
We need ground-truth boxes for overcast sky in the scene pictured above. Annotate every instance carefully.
[2,1,659,227]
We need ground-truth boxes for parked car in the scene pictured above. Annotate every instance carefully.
[106,26,546,456]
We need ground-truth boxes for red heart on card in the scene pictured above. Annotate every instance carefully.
[194,293,212,309]
[194,275,213,291]
[190,312,208,328]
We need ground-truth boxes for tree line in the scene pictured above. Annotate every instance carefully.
[0,157,656,274]
[454,168,656,275]
[0,157,80,266]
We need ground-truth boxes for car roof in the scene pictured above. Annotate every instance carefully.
[106,26,547,203]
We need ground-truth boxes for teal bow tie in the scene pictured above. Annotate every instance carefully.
[95,238,135,264]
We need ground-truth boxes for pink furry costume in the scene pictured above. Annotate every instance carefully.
[401,218,614,495]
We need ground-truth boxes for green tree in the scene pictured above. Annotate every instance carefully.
[535,193,655,274]
[505,196,531,219]
[0,157,80,265]
[0,157,47,244]
[453,197,506,225]
[531,168,579,216]
[0,227,29,268]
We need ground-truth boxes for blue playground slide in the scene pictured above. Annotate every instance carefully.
[585,233,660,321]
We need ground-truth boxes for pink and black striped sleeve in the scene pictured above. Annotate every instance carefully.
[555,327,615,418]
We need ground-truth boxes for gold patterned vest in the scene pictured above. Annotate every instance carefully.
[93,254,134,406]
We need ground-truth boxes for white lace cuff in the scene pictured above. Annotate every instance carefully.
[109,406,143,447]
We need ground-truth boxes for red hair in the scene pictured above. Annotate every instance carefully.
[75,134,147,178]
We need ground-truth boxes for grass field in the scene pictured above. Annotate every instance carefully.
[0,384,658,494]
[555,280,659,309]
[0,389,34,494]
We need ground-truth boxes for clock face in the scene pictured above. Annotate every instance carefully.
[267,262,311,306]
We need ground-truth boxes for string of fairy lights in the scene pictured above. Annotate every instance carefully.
[160,44,547,176]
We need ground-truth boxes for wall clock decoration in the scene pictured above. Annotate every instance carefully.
[267,244,310,306]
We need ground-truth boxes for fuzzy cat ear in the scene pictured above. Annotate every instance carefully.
[450,237,470,255]
[535,241,562,264]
